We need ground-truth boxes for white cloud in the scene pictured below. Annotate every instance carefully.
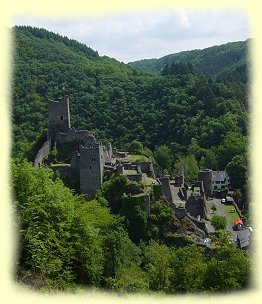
[178,13,191,29]
[14,10,249,63]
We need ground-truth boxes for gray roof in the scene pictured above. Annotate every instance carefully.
[237,229,251,248]
[212,171,229,182]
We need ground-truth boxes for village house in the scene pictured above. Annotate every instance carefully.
[211,170,230,190]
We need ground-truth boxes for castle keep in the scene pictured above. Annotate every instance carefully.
[48,95,71,141]
[34,95,112,198]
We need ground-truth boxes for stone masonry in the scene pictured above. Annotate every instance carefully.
[35,96,112,198]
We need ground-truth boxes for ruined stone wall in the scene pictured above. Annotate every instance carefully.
[185,214,207,235]
[153,164,164,178]
[70,150,80,179]
[159,176,173,203]
[198,169,212,197]
[79,145,103,198]
[136,164,142,173]
[122,162,133,170]
[103,143,113,163]
[138,162,155,178]
[181,187,188,201]
[121,163,141,173]
[195,181,205,197]
[55,129,94,146]
[103,147,109,164]
[185,195,205,218]
[116,164,124,174]
[34,140,50,168]
[178,187,186,201]
[126,173,143,182]
[175,207,186,219]
[108,143,113,159]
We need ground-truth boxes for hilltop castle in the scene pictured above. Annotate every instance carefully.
[34,95,113,197]
[33,95,213,238]
[33,95,174,203]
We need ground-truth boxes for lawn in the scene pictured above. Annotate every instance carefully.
[50,163,70,167]
[127,154,149,163]
[142,176,156,186]
[224,204,240,224]
[124,169,138,175]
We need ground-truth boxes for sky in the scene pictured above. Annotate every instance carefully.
[14,10,249,63]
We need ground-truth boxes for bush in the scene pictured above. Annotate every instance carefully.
[211,215,227,230]
[48,148,58,163]
[128,140,143,154]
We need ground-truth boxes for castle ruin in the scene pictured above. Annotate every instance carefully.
[34,96,210,234]
[34,95,112,198]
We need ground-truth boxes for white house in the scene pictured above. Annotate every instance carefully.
[211,171,230,190]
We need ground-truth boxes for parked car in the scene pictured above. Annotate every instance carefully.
[234,218,244,231]
[226,196,234,205]
[221,198,226,204]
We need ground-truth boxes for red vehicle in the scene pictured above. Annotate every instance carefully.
[234,218,244,231]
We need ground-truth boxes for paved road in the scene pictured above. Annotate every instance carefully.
[206,198,236,235]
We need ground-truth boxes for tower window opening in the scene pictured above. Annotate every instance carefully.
[61,116,63,120]
[90,166,92,170]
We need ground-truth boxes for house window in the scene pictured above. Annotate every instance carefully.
[61,116,63,120]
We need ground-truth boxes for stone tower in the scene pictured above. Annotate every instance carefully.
[48,95,71,142]
[79,136,105,198]
[198,169,213,198]
[44,95,110,197]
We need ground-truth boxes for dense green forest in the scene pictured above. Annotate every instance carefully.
[12,26,249,203]
[11,26,250,292]
[128,40,249,83]
[12,160,251,292]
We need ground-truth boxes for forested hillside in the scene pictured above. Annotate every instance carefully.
[12,25,249,202]
[128,40,249,83]
[11,26,250,292]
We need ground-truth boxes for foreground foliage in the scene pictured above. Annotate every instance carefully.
[12,161,251,293]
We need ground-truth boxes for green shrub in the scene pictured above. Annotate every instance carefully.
[211,215,227,230]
